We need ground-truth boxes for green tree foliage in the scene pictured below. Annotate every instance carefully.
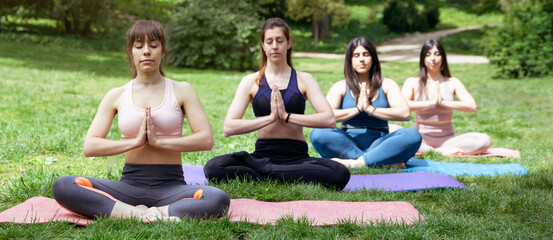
[1,0,171,36]
[446,0,500,15]
[167,0,263,71]
[382,0,440,33]
[488,0,553,78]
[286,0,350,47]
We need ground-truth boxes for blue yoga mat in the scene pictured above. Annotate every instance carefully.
[402,158,528,177]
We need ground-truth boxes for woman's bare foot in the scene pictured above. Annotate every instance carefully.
[437,147,464,156]
[330,156,366,168]
[381,162,406,169]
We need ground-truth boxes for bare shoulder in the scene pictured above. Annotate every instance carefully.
[240,71,259,84]
[447,77,463,84]
[102,86,126,108]
[382,78,400,87]
[403,77,420,85]
[330,79,347,90]
[173,80,195,93]
[295,70,316,83]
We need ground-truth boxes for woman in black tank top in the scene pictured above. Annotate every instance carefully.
[203,18,350,190]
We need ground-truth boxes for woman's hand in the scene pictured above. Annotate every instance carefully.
[357,82,369,113]
[272,85,288,121]
[145,107,160,147]
[134,110,148,148]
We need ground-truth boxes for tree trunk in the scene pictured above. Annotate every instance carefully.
[319,13,330,38]
[311,11,331,48]
[82,19,93,37]
[64,18,73,34]
[312,16,319,48]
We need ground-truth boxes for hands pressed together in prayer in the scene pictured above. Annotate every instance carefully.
[135,107,160,148]
[356,82,377,116]
[269,85,290,122]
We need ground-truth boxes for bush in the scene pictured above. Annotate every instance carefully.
[488,0,553,78]
[167,0,263,71]
[382,0,439,33]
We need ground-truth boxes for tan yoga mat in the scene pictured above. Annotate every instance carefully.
[0,197,424,226]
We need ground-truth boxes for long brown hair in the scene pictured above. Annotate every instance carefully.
[126,20,168,78]
[344,37,382,101]
[255,18,293,84]
[417,39,451,100]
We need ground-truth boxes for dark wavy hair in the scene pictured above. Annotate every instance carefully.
[417,39,451,99]
[256,17,293,85]
[344,37,382,100]
[126,20,168,78]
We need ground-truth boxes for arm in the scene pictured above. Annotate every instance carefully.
[401,77,436,110]
[147,82,214,152]
[439,77,477,112]
[369,78,410,121]
[83,88,145,157]
[223,74,278,137]
[285,72,335,128]
[326,80,361,122]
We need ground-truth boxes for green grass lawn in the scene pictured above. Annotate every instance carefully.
[1,39,552,238]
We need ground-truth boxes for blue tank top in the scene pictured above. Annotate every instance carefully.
[252,69,305,117]
[341,86,389,128]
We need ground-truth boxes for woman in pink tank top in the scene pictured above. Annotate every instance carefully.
[400,39,491,156]
[52,20,229,222]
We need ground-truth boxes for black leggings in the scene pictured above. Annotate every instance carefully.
[52,163,230,219]
[204,139,351,190]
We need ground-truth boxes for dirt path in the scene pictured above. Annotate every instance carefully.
[294,26,489,63]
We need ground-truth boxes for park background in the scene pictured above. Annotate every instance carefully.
[1,0,552,238]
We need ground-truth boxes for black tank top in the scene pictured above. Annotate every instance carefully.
[252,69,305,117]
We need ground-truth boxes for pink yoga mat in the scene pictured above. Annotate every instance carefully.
[0,197,424,226]
[415,147,520,158]
[0,196,93,225]
[227,198,423,226]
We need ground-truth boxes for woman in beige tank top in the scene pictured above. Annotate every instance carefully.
[399,39,490,156]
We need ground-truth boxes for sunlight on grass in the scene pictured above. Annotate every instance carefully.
[438,7,503,28]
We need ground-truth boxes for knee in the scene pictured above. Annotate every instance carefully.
[400,128,423,144]
[476,133,491,148]
[203,158,220,179]
[330,163,351,190]
[204,187,231,218]
[309,128,326,145]
[52,175,76,198]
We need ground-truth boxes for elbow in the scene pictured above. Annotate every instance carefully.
[400,111,411,121]
[469,105,477,113]
[82,144,94,157]
[223,125,235,137]
[204,135,215,150]
[324,113,337,128]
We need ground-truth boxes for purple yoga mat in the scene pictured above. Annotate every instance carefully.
[343,172,467,192]
[183,165,208,185]
[182,165,466,191]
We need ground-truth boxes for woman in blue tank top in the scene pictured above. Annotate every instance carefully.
[203,18,350,190]
[310,37,422,168]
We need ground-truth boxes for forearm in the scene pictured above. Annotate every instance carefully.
[371,107,410,121]
[440,101,477,112]
[83,137,139,157]
[333,108,360,122]
[150,130,213,152]
[223,116,275,137]
[407,101,434,111]
[287,111,336,128]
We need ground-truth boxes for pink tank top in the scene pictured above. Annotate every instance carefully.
[118,77,184,139]
[415,79,454,123]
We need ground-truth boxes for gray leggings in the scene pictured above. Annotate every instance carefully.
[53,163,230,219]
